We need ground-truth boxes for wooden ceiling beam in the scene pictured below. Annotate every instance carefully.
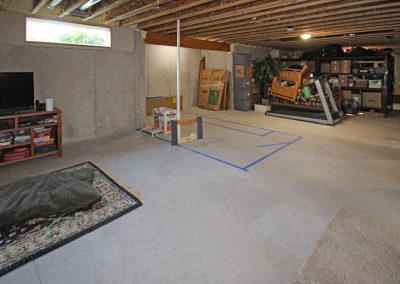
[137,0,258,30]
[83,0,131,21]
[201,10,400,40]
[154,0,345,33]
[226,24,400,43]
[104,0,172,24]
[183,2,400,37]
[144,32,230,51]
[59,0,88,18]
[31,0,49,14]
[119,0,216,27]
[161,0,390,35]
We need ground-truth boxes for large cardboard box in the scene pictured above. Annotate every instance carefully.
[146,96,183,116]
[330,61,341,73]
[362,92,381,108]
[340,60,351,73]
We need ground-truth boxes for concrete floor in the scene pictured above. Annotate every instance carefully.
[1,108,400,284]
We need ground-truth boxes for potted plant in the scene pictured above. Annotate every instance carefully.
[252,56,282,98]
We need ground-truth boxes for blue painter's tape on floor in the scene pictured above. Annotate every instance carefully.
[142,115,302,172]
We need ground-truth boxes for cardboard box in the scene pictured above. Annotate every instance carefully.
[153,107,176,134]
[395,82,400,96]
[362,92,381,108]
[355,79,368,88]
[342,90,352,99]
[340,60,351,73]
[321,63,331,73]
[330,61,341,73]
[146,96,182,116]
[254,104,269,113]
[338,75,348,87]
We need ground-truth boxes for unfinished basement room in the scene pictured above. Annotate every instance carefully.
[0,0,399,283]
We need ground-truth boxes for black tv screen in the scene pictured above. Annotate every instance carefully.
[0,72,34,114]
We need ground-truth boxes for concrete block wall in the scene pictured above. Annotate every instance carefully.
[0,11,145,143]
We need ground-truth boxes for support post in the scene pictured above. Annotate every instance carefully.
[176,19,181,140]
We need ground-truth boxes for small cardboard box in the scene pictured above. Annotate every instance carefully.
[362,92,381,108]
[321,63,331,73]
[153,107,176,134]
[338,75,348,87]
[254,104,269,113]
[355,79,368,88]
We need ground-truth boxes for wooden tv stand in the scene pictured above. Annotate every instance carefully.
[0,108,62,166]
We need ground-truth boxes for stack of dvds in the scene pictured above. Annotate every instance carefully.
[34,127,57,154]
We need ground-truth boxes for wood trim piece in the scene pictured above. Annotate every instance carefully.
[144,32,230,52]
[31,0,49,15]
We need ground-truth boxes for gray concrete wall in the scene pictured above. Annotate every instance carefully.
[145,44,202,108]
[0,11,145,143]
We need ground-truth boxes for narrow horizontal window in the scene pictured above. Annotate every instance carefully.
[26,17,111,48]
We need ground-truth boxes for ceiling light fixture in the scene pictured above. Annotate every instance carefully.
[287,26,294,32]
[301,33,311,40]
[251,16,257,21]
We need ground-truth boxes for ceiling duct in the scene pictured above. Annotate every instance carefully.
[79,0,102,11]
[47,0,63,9]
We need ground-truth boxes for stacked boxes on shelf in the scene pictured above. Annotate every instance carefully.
[34,127,57,154]
[3,147,30,162]
[340,60,351,73]
[330,60,341,73]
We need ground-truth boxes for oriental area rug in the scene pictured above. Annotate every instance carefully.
[0,162,142,276]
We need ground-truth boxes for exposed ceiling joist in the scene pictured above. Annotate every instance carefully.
[83,0,131,21]
[137,0,258,30]
[181,1,400,37]
[202,11,400,40]
[0,0,12,10]
[154,0,345,34]
[59,0,88,18]
[104,0,175,24]
[31,0,49,14]
[119,0,216,27]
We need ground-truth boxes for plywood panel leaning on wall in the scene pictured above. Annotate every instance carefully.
[198,69,229,111]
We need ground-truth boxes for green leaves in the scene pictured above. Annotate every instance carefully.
[59,31,105,46]
[252,56,282,94]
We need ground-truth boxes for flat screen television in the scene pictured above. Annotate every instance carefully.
[0,72,34,115]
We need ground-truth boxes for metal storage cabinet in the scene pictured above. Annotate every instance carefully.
[233,53,252,111]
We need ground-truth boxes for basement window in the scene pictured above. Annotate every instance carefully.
[26,17,111,48]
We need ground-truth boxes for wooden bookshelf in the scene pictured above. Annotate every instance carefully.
[0,108,62,166]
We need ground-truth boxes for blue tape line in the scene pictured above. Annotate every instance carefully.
[257,142,289,147]
[243,136,302,170]
[203,121,270,137]
[184,111,302,138]
[179,144,248,172]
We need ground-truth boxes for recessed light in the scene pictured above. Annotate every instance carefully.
[301,33,311,40]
